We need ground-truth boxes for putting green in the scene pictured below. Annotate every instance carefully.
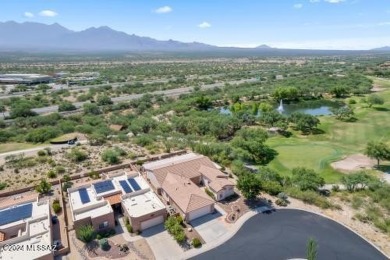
[267,138,344,183]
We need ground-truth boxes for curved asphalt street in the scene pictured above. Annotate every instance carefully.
[192,209,388,260]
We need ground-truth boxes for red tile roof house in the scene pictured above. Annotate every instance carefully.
[141,153,235,222]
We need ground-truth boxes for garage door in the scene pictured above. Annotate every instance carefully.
[188,206,212,221]
[140,215,164,230]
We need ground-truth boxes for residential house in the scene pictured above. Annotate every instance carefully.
[142,153,235,222]
[0,197,53,260]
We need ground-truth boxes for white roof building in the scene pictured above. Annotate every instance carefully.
[0,198,53,260]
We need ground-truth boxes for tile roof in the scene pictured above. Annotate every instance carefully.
[162,173,213,214]
[144,153,216,185]
[105,194,122,205]
[199,165,234,192]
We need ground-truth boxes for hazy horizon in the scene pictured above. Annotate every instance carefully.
[1,0,390,50]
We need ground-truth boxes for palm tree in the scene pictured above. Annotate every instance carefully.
[307,238,318,260]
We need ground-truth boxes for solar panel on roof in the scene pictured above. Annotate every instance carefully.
[119,180,133,193]
[0,203,33,226]
[128,178,141,191]
[93,180,115,194]
[79,188,90,204]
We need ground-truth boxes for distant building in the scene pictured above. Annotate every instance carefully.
[0,197,53,260]
[65,72,100,85]
[0,74,53,85]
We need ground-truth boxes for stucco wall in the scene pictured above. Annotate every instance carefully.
[129,208,167,232]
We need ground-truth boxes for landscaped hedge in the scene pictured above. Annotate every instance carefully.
[164,216,186,243]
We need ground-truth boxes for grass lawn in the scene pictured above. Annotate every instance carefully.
[266,77,390,183]
[267,138,344,183]
[0,142,44,154]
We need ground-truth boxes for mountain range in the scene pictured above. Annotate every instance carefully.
[0,21,217,51]
[0,21,389,52]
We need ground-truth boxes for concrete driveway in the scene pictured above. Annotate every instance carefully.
[190,210,229,244]
[142,224,184,260]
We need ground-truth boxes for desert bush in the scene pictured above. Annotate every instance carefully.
[192,237,202,248]
[76,225,96,243]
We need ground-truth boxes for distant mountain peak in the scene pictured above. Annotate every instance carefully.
[0,21,217,51]
[372,46,390,51]
[256,44,272,49]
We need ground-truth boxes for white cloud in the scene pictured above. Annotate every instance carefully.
[154,6,172,14]
[377,22,390,26]
[324,0,345,3]
[294,3,303,9]
[198,22,211,28]
[39,10,58,17]
[309,0,320,3]
[23,12,34,18]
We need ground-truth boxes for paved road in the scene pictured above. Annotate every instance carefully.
[0,77,258,118]
[0,140,88,163]
[192,209,388,260]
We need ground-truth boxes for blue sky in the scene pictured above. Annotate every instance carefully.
[1,0,390,49]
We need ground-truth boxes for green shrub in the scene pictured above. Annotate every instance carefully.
[96,234,102,240]
[332,185,340,192]
[348,99,357,104]
[164,216,187,244]
[351,196,363,210]
[88,171,100,179]
[67,148,88,162]
[205,188,216,200]
[76,225,96,243]
[135,159,146,165]
[99,238,110,251]
[287,187,334,209]
[174,230,186,243]
[56,166,66,174]
[101,149,121,164]
[47,170,57,179]
[192,237,202,248]
[0,182,7,190]
[275,198,288,207]
[176,215,184,225]
[354,213,373,223]
[262,181,283,196]
[52,199,62,213]
[126,224,133,233]
[37,150,46,156]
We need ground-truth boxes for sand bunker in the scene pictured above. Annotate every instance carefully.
[331,154,376,172]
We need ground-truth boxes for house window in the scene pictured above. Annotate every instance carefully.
[99,221,109,230]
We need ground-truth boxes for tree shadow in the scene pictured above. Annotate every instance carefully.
[311,128,325,135]
[376,165,390,172]
[342,117,358,122]
[85,240,99,255]
[373,107,390,112]
[243,197,271,210]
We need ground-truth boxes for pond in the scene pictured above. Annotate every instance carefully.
[219,100,345,116]
[281,100,345,116]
